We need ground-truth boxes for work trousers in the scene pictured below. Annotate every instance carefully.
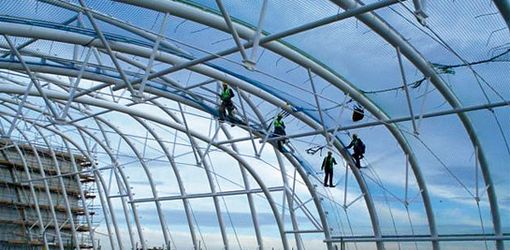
[219,101,234,120]
[323,169,333,186]
[352,152,362,168]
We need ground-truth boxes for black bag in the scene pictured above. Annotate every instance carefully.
[352,106,364,122]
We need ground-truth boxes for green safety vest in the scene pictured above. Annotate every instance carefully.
[274,119,284,128]
[221,89,231,101]
[323,156,335,170]
[327,157,334,166]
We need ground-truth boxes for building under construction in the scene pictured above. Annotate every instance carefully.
[0,0,508,249]
[0,139,97,249]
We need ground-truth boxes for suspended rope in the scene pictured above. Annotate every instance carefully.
[207,154,243,250]
[361,72,433,95]
[404,206,419,250]
[433,48,510,69]
[365,165,403,250]
[361,48,509,95]
[343,208,359,250]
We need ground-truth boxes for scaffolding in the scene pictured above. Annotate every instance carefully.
[0,139,97,249]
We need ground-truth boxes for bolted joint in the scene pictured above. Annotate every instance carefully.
[242,59,257,71]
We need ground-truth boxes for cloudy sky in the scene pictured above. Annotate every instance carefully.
[0,0,508,249]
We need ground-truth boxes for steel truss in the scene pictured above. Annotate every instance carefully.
[0,0,507,250]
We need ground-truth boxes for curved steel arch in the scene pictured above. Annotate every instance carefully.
[0,17,432,249]
[7,124,69,250]
[0,86,295,250]
[0,0,502,248]
[0,56,348,249]
[69,2,442,249]
[330,1,503,249]
[0,103,130,249]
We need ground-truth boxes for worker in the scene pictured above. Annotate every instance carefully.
[218,82,235,122]
[345,134,365,169]
[273,114,286,152]
[321,151,337,187]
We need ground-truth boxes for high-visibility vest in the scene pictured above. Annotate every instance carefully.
[324,156,335,169]
[327,156,334,166]
[274,119,284,128]
[221,89,231,101]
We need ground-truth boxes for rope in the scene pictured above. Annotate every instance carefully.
[365,166,402,250]
[207,154,243,250]
[343,207,359,250]
[395,1,510,161]
[476,201,490,250]
[433,48,510,69]
[404,206,419,250]
[409,133,475,198]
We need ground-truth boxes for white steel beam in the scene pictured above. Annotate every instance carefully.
[58,47,93,121]
[78,0,138,97]
[396,46,418,135]
[131,187,284,203]
[3,35,60,132]
[32,126,81,250]
[247,0,269,69]
[215,0,249,62]
[136,12,169,101]
[331,1,502,248]
[0,85,292,249]
[112,0,403,89]
[308,68,330,145]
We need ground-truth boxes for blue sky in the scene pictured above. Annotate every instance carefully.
[0,0,508,249]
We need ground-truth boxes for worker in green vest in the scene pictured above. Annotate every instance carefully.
[321,151,337,187]
[218,82,235,121]
[273,114,286,152]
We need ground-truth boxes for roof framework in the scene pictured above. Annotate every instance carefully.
[0,0,508,249]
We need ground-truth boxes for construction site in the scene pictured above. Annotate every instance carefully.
[0,0,508,249]
[0,139,97,249]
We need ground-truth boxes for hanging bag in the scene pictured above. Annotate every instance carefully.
[352,105,364,122]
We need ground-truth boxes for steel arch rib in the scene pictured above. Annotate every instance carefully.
[1,138,50,248]
[493,0,510,30]
[6,77,134,249]
[0,88,292,250]
[1,53,374,249]
[6,118,98,250]
[0,103,128,249]
[150,99,265,249]
[32,125,82,249]
[65,91,279,249]
[331,0,503,249]
[1,101,147,249]
[0,104,115,249]
[131,115,200,249]
[6,125,67,249]
[0,108,126,249]
[0,20,428,249]
[1,56,340,249]
[65,2,441,249]
[96,117,182,249]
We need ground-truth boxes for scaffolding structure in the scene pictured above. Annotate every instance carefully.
[0,139,97,249]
